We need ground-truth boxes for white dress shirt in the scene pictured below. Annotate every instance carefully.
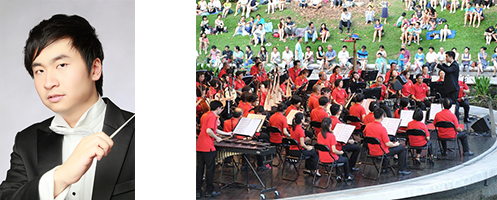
[39,96,107,200]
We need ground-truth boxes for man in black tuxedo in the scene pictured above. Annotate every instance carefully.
[436,51,460,119]
[0,14,134,199]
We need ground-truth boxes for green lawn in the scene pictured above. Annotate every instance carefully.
[196,1,497,68]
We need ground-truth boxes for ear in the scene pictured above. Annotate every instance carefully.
[90,58,103,81]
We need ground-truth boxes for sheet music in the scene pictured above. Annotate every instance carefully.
[286,109,303,125]
[247,114,266,132]
[429,104,456,120]
[381,117,401,136]
[233,117,263,137]
[399,110,414,127]
[361,99,375,115]
[333,123,356,143]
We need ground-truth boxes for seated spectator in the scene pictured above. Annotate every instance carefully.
[484,26,497,45]
[449,0,457,13]
[372,19,383,42]
[316,45,325,69]
[299,0,308,9]
[209,45,221,67]
[222,0,232,18]
[460,47,471,76]
[233,16,248,37]
[258,46,269,64]
[357,45,369,70]
[277,18,286,42]
[377,44,387,58]
[426,8,437,31]
[319,23,330,43]
[200,15,210,34]
[477,46,488,77]
[433,98,474,156]
[199,32,210,55]
[267,0,277,14]
[338,45,352,71]
[233,46,245,68]
[282,46,294,68]
[325,45,337,70]
[464,3,474,27]
[375,52,388,75]
[234,0,248,17]
[437,47,446,65]
[245,46,254,66]
[245,0,259,18]
[409,13,419,25]
[213,0,222,12]
[439,24,451,42]
[271,47,281,64]
[245,16,255,35]
[426,46,438,74]
[399,44,412,69]
[331,0,343,8]
[207,0,216,13]
[310,0,322,9]
[401,22,410,45]
[252,24,266,47]
[305,22,318,44]
[254,14,265,29]
[472,4,483,28]
[412,22,422,45]
[396,12,406,28]
[440,0,447,11]
[339,8,352,34]
[284,17,297,41]
[344,0,355,8]
[365,4,375,24]
[398,48,407,72]
[278,0,286,11]
[303,46,315,67]
[214,14,225,35]
[197,0,208,14]
[222,45,233,63]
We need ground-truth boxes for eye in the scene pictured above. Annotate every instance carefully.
[34,69,44,74]
[57,63,67,68]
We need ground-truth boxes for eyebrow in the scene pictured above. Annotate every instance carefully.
[32,54,70,68]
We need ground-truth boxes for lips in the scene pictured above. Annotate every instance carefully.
[48,94,64,103]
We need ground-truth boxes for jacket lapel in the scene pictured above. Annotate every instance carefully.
[92,98,134,199]
[37,119,63,176]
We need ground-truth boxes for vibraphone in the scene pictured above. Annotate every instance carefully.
[215,138,279,199]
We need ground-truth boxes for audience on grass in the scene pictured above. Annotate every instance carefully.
[372,19,383,43]
[365,4,375,24]
[485,25,497,45]
[357,45,369,70]
[492,47,497,77]
[439,24,451,42]
[271,46,281,64]
[234,0,248,17]
[325,45,338,70]
[282,46,294,68]
[284,17,297,42]
[277,18,286,41]
[319,23,330,43]
[414,47,425,74]
[214,14,226,35]
[460,47,471,75]
[339,8,352,34]
[316,45,325,69]
[303,46,315,67]
[305,22,318,44]
[199,32,210,55]
[252,23,266,46]
[310,0,323,9]
[477,46,488,77]
[222,0,232,18]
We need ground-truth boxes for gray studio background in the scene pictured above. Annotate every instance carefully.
[0,1,135,180]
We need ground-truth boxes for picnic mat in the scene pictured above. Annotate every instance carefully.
[426,30,456,40]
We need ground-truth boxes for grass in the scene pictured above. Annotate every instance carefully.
[196,1,497,67]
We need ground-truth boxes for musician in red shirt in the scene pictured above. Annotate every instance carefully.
[320,87,332,103]
[239,92,257,117]
[363,101,378,125]
[250,61,267,83]
[458,80,470,123]
[289,112,320,176]
[394,97,409,119]
[234,71,246,93]
[349,94,366,130]
[317,118,354,181]
[433,98,473,156]
[330,104,361,172]
[406,108,433,163]
[310,96,330,135]
[316,71,331,89]
[400,70,413,98]
[308,84,322,111]
[369,76,387,100]
[411,74,431,110]
[286,95,301,116]
[384,63,398,84]
[223,107,243,132]
[363,108,410,175]
[258,82,268,107]
[218,62,229,78]
[288,61,302,83]
[295,69,309,90]
[437,70,445,82]
[269,103,291,144]
[332,79,348,105]
[329,66,343,89]
[196,101,232,197]
[197,72,207,88]
[208,79,221,99]
[422,65,431,79]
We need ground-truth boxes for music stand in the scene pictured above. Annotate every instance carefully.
[349,81,367,93]
[307,80,318,93]
[363,88,382,100]
[361,70,379,82]
[295,82,308,95]
[430,81,446,97]
[242,74,253,85]
[423,78,431,86]
[342,78,350,90]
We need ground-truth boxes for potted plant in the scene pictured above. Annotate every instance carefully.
[474,75,495,137]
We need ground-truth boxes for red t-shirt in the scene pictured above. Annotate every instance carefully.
[251,65,268,82]
[401,79,413,97]
[285,104,297,116]
[394,107,408,119]
[238,101,253,117]
[308,93,320,111]
[269,112,289,143]
[208,87,218,99]
[329,73,343,88]
[363,113,375,125]
[288,67,301,83]
[407,120,430,146]
[411,82,429,101]
[349,103,366,130]
[364,121,390,156]
[422,74,431,79]
[258,91,267,106]
[458,80,468,99]
[223,117,240,132]
[295,76,308,88]
[310,107,330,135]
[196,111,218,152]
[317,131,339,162]
[332,87,347,105]
[433,109,460,139]
[234,79,246,90]
[289,124,305,150]
[218,68,227,78]
[330,115,341,130]
[384,70,393,83]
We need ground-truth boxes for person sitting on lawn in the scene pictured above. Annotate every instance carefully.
[401,22,410,45]
[477,46,488,77]
[464,3,474,27]
[472,4,483,28]
[207,0,216,13]
[396,12,407,28]
[319,23,330,43]
[338,45,352,72]
[439,23,452,42]
[375,52,388,75]
[267,0,277,14]
[484,25,497,45]
[372,19,383,43]
[339,8,352,34]
[199,32,210,55]
[357,45,369,70]
[197,0,208,14]
[282,46,295,68]
[491,46,497,77]
[233,16,247,37]
[284,16,297,42]
[234,0,248,16]
[200,15,210,34]
[277,18,286,42]
[303,46,315,67]
[254,14,265,29]
[214,14,225,35]
[365,4,375,24]
[222,0,232,18]
[252,23,266,47]
[278,0,286,11]
[305,22,318,44]
[310,0,322,9]
[271,46,282,65]
[299,0,309,9]
[325,44,338,71]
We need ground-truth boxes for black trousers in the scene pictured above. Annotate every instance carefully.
[339,20,351,31]
[441,131,470,152]
[447,91,460,120]
[459,99,470,120]
[427,62,437,74]
[342,143,360,169]
[336,155,351,177]
[289,149,319,171]
[196,151,217,193]
[415,140,433,156]
[416,99,432,110]
[385,145,407,171]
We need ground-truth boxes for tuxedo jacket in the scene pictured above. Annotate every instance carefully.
[437,61,460,93]
[0,98,135,200]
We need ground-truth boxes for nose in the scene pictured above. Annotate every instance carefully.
[43,70,59,90]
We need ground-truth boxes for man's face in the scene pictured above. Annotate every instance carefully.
[423,67,428,74]
[285,47,289,52]
[417,76,423,83]
[32,38,100,118]
[328,46,332,51]
[342,47,347,52]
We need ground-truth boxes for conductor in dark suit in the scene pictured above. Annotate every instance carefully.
[436,51,460,119]
[0,14,134,199]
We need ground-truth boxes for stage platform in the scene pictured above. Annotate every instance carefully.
[199,107,497,200]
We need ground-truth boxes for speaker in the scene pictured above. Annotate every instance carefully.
[397,74,408,85]
[471,115,492,133]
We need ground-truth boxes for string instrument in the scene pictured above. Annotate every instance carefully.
[199,85,210,113]
[264,67,282,111]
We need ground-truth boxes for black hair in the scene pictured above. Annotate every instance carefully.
[343,8,347,12]
[299,69,309,76]
[318,96,329,106]
[290,95,302,105]
[442,98,452,109]
[416,73,423,79]
[236,71,245,77]
[399,97,409,108]
[293,60,301,67]
[297,36,302,41]
[361,45,366,49]
[321,117,332,138]
[330,104,341,116]
[355,93,364,103]
[379,45,385,49]
[342,45,347,49]
[445,51,455,59]
[210,100,223,111]
[241,91,250,102]
[196,86,202,98]
[233,108,243,118]
[333,66,340,74]
[292,112,305,131]
[277,102,288,112]
[429,46,434,50]
[400,48,405,52]
[241,85,252,93]
[247,93,258,103]
[335,79,343,88]
[321,87,331,95]
[418,47,424,51]
[369,101,378,112]
[309,21,314,26]
[373,108,385,119]
[402,12,406,17]
[412,108,423,121]
[235,46,241,51]
[24,14,104,96]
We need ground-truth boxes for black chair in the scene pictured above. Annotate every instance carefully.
[312,143,347,189]
[434,121,462,160]
[267,126,285,167]
[309,121,321,145]
[280,138,311,182]
[361,137,396,180]
[406,129,433,169]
